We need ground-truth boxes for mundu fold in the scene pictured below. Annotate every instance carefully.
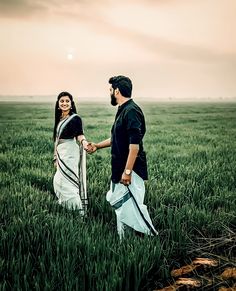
[106,171,158,238]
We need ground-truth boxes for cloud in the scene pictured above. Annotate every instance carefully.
[123,29,236,65]
[0,0,235,99]
[40,0,235,66]
[0,0,106,18]
[58,8,236,65]
[1,0,235,66]
[0,0,51,18]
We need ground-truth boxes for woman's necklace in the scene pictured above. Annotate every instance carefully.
[60,114,69,121]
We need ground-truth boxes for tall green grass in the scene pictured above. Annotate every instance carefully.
[0,102,235,290]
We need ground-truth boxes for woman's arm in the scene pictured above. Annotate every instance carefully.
[77,135,88,150]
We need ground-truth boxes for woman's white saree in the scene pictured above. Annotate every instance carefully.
[53,114,87,214]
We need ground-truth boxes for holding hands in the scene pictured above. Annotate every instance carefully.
[81,139,97,154]
[86,142,97,154]
[81,137,111,154]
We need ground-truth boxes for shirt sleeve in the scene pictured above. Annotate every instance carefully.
[72,115,84,136]
[126,109,142,144]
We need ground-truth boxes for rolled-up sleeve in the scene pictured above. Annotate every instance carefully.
[126,109,142,144]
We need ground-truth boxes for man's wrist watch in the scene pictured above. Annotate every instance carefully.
[124,169,132,175]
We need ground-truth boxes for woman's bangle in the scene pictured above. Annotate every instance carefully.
[81,138,87,145]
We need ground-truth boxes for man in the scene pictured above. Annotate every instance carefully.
[89,75,157,238]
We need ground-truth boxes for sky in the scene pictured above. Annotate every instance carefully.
[0,0,235,101]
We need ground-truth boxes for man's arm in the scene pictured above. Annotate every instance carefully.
[87,138,111,153]
[95,138,111,149]
[120,144,139,185]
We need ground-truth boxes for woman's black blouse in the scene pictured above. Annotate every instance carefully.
[60,115,84,139]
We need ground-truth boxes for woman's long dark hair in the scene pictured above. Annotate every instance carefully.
[53,91,77,141]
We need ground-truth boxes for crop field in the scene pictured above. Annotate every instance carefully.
[0,101,235,290]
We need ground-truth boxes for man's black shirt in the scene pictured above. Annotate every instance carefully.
[111,99,148,183]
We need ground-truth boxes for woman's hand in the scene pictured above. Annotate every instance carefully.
[82,140,89,151]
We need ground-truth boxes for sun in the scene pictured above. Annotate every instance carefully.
[67,53,73,60]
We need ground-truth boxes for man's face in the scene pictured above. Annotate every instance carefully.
[110,87,117,106]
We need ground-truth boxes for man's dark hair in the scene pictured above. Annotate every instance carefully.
[109,75,132,97]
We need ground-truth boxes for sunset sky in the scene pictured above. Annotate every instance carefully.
[0,0,235,101]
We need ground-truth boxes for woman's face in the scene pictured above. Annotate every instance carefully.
[58,95,72,112]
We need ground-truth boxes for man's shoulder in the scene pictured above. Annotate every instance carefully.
[124,100,144,115]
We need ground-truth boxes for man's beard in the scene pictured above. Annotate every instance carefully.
[110,94,117,106]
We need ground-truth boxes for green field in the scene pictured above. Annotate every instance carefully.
[0,102,235,290]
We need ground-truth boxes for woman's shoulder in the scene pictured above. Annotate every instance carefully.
[71,114,82,120]
[70,114,82,125]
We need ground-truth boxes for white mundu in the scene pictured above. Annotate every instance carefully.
[106,171,158,238]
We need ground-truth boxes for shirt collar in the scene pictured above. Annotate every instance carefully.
[117,98,133,111]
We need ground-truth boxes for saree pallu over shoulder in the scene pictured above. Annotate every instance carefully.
[56,114,77,140]
[53,114,87,213]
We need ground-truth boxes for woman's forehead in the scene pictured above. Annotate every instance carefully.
[59,96,71,100]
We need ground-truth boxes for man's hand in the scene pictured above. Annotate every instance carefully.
[120,173,131,186]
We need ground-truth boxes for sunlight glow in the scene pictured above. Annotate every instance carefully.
[67,53,73,60]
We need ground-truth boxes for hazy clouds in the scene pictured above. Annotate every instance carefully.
[0,0,235,100]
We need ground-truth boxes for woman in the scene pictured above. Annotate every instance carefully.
[53,91,88,214]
